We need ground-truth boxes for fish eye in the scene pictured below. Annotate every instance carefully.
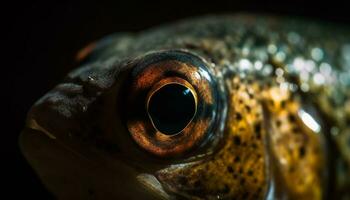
[124,50,222,157]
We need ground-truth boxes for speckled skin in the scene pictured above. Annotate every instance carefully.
[20,14,350,199]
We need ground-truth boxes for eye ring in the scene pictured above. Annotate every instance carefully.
[124,50,221,157]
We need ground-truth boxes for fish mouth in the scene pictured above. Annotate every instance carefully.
[19,127,171,200]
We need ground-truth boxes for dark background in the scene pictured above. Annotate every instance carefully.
[5,1,349,198]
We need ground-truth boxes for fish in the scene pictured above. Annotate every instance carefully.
[20,14,350,199]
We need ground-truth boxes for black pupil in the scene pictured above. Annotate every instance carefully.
[148,84,196,135]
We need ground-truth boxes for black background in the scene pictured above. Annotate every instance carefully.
[5,1,350,198]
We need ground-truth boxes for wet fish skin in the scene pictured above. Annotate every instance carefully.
[20,14,350,199]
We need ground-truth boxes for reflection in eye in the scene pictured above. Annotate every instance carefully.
[124,50,223,157]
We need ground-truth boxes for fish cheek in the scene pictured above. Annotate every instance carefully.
[156,80,268,199]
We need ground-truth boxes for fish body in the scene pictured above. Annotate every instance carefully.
[20,14,350,199]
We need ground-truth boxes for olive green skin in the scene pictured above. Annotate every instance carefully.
[20,14,350,199]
